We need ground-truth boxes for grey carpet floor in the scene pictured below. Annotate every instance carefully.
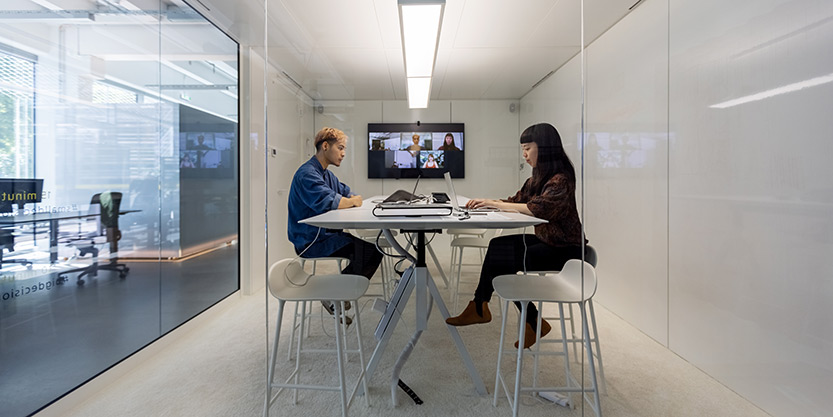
[59,240,771,417]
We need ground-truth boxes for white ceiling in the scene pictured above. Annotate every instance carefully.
[4,0,637,103]
[194,0,637,102]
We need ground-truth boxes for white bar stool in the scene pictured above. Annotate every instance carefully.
[287,257,349,361]
[493,259,603,417]
[448,231,494,312]
[526,245,607,394]
[264,258,369,417]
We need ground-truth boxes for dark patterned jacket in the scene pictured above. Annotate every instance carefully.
[504,173,586,247]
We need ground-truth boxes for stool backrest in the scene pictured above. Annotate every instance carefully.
[558,259,598,302]
[585,244,598,268]
[268,258,310,299]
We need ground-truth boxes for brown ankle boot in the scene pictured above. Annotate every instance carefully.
[515,319,552,349]
[446,301,491,326]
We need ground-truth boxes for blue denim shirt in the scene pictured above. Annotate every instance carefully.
[287,156,353,258]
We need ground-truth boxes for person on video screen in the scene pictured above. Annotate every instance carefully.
[407,134,422,156]
[438,133,461,151]
[422,153,439,168]
[180,153,195,168]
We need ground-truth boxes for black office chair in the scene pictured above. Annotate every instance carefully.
[57,192,129,285]
[1,227,33,269]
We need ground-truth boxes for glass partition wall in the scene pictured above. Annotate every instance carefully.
[261,0,594,415]
[0,1,239,416]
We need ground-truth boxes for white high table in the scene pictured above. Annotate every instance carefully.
[300,197,545,402]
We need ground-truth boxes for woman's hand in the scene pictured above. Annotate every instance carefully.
[465,198,500,209]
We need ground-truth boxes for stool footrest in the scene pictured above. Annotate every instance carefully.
[270,383,340,392]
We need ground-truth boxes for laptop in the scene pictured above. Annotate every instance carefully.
[443,172,498,213]
[382,175,421,203]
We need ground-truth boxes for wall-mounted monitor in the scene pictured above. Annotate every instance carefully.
[367,123,464,179]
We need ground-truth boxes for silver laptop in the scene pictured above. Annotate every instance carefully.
[443,172,497,213]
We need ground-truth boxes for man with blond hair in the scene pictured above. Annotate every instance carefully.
[287,127,382,318]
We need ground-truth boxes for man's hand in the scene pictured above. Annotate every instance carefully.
[338,195,363,209]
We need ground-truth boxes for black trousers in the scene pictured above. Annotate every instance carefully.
[473,234,584,330]
[326,235,383,280]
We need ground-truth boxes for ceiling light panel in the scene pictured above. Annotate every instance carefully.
[399,1,444,77]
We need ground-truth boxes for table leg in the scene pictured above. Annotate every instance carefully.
[364,267,416,389]
[426,242,450,288]
[50,219,58,263]
[426,268,488,395]
[370,229,488,398]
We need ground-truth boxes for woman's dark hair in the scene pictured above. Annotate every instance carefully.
[520,123,575,195]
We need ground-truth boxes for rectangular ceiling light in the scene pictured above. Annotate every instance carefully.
[399,0,444,108]
[407,77,432,109]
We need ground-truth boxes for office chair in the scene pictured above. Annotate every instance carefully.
[57,192,129,285]
[1,228,33,269]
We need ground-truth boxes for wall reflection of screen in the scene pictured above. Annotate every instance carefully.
[179,106,236,178]
[581,132,660,170]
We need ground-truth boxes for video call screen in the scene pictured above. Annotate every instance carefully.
[367,123,464,179]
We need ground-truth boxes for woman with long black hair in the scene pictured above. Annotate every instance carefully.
[446,122,586,349]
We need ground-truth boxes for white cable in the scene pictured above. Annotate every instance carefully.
[285,227,322,286]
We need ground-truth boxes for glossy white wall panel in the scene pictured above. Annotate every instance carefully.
[584,0,670,344]
[520,0,670,343]
[668,1,833,415]
[240,48,267,294]
[523,0,833,415]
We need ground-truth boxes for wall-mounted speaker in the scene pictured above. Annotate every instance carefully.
[317,105,324,114]
[509,103,517,113]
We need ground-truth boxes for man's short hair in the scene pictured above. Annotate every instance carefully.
[314,127,347,151]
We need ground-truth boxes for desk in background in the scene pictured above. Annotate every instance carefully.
[0,210,139,265]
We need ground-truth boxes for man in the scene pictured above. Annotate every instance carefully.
[406,133,422,156]
[287,127,383,320]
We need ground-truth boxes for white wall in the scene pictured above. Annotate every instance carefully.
[265,73,315,266]
[240,45,317,294]
[313,100,522,200]
[239,47,267,294]
[667,1,833,415]
[521,0,833,416]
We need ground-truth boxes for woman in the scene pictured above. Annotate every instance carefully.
[438,133,461,151]
[423,153,439,168]
[180,153,195,168]
[446,122,586,349]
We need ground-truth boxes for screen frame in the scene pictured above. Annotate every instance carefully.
[367,122,465,179]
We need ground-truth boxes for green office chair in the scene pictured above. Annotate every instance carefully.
[57,192,129,285]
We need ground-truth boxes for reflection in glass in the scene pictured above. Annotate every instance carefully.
[0,2,239,416]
